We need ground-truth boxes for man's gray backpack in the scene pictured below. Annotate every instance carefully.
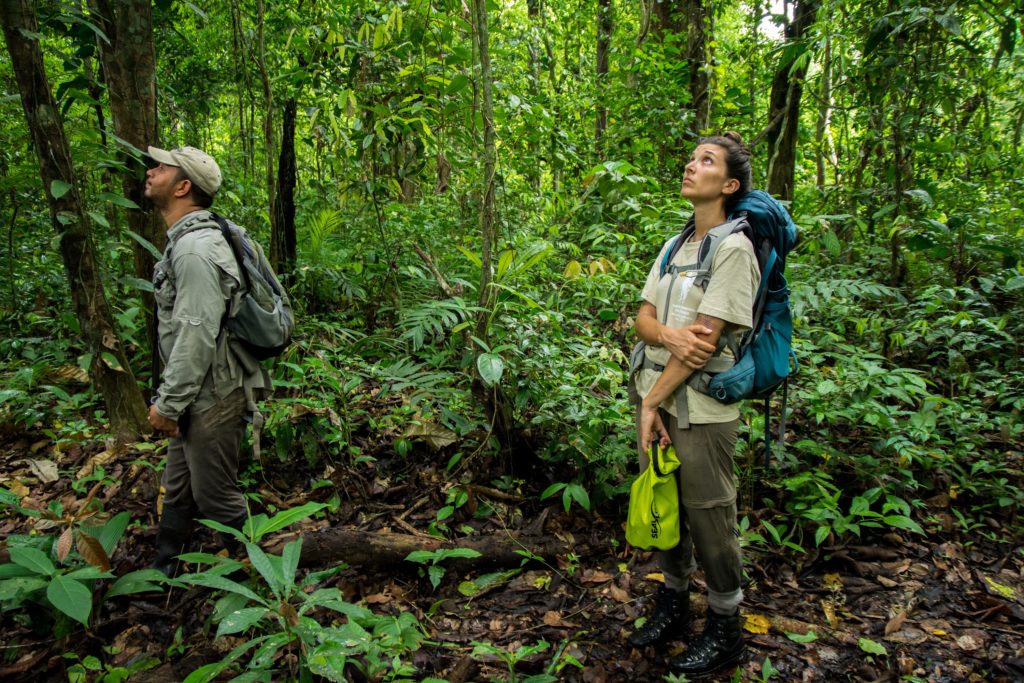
[210,214,293,360]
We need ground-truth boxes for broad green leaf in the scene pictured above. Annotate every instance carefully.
[87,211,110,229]
[50,180,73,199]
[281,539,301,594]
[252,502,327,538]
[96,192,140,209]
[428,564,444,589]
[9,546,56,576]
[476,352,504,386]
[246,543,283,596]
[858,637,888,656]
[404,551,435,565]
[216,607,268,637]
[125,230,163,260]
[787,630,818,643]
[178,572,263,602]
[47,575,93,624]
[105,569,167,598]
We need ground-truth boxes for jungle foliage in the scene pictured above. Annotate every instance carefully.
[0,0,1022,679]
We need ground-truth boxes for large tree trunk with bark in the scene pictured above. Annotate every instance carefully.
[256,0,277,243]
[686,0,712,134]
[766,0,819,201]
[1,0,148,441]
[595,0,612,150]
[87,0,161,360]
[271,97,297,279]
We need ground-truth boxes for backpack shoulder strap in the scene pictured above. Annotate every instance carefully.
[209,212,252,293]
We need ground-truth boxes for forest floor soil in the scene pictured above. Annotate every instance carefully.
[1,433,1021,682]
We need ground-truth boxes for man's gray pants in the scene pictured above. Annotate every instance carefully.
[162,388,248,525]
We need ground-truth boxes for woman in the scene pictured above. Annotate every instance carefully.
[628,132,758,677]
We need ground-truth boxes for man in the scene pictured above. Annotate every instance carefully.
[145,145,270,575]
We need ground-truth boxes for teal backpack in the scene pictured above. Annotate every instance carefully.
[632,190,798,463]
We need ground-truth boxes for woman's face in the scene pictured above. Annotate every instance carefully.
[681,144,737,203]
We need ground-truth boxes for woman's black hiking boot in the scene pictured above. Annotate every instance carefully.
[669,609,745,677]
[628,585,692,647]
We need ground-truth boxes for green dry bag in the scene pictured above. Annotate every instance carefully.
[625,443,681,550]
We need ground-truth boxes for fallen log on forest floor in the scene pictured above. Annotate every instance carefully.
[267,527,566,570]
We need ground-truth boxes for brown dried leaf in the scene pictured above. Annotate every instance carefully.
[279,600,299,627]
[22,459,59,483]
[56,526,74,562]
[607,584,629,603]
[543,610,563,626]
[884,609,908,635]
[76,449,118,480]
[955,630,985,651]
[54,365,90,384]
[76,531,111,571]
[365,593,391,604]
[403,421,458,450]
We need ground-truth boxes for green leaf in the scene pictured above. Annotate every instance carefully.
[216,606,268,637]
[251,502,327,539]
[96,192,140,209]
[281,539,301,595]
[404,550,435,565]
[246,543,283,597]
[9,546,56,576]
[427,564,444,589]
[125,230,163,260]
[540,483,566,500]
[178,572,263,602]
[124,276,155,293]
[882,515,924,534]
[87,211,110,229]
[105,569,167,598]
[47,575,93,624]
[786,630,818,643]
[97,511,131,555]
[50,180,73,199]
[476,352,504,386]
[858,637,888,656]
[446,73,470,95]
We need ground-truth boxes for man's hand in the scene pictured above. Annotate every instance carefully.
[660,323,716,369]
[639,401,671,453]
[148,404,181,437]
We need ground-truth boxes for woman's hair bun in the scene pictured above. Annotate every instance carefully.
[722,131,750,154]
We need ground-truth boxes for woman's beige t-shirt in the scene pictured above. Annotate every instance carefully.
[635,231,759,423]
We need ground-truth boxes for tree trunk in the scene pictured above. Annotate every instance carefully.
[652,0,684,38]
[815,31,833,188]
[256,0,276,239]
[269,528,563,570]
[271,97,297,279]
[595,0,612,151]
[766,0,819,201]
[686,0,712,134]
[472,0,497,344]
[0,0,148,442]
[87,0,161,361]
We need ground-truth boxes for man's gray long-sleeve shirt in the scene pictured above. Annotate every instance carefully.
[153,210,270,420]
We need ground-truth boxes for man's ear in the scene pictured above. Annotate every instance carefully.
[722,178,741,196]
[173,177,191,199]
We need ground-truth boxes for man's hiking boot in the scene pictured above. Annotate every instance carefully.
[150,504,193,577]
[628,585,692,647]
[669,609,745,677]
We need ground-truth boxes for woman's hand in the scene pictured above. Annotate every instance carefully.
[639,401,671,452]
[660,324,716,368]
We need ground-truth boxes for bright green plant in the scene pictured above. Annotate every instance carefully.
[469,639,557,683]
[175,502,434,682]
[404,547,482,590]
[0,487,162,631]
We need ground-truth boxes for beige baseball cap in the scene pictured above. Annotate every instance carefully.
[147,145,222,196]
